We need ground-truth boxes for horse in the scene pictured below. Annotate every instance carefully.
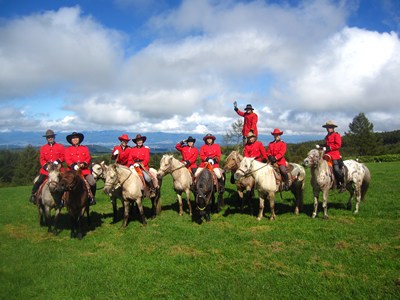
[224,151,255,212]
[195,163,225,222]
[58,170,90,239]
[36,162,64,235]
[157,155,193,217]
[234,157,306,221]
[302,149,371,219]
[103,163,161,228]
[92,161,125,223]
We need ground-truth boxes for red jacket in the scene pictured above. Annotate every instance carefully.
[175,143,199,168]
[39,143,65,175]
[111,145,131,166]
[236,110,258,136]
[244,141,267,161]
[199,143,221,168]
[65,145,91,176]
[129,146,150,170]
[267,140,287,166]
[323,131,342,160]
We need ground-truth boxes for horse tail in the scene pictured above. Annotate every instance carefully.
[361,164,371,201]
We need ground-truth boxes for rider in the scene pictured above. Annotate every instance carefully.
[29,129,65,204]
[194,133,224,193]
[111,134,131,166]
[317,120,346,193]
[234,102,258,146]
[244,132,268,162]
[65,132,97,205]
[128,134,156,198]
[267,129,289,191]
[175,136,199,176]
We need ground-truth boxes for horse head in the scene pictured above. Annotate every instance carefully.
[224,151,242,173]
[103,163,119,195]
[47,162,62,193]
[196,189,208,216]
[91,161,106,181]
[157,154,173,179]
[302,149,324,167]
[234,157,255,180]
[59,170,80,192]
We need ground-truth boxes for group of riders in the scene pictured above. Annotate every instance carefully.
[29,102,347,206]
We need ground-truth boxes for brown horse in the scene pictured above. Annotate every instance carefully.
[224,151,255,212]
[58,170,90,239]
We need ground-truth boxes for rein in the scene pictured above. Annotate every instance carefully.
[104,165,132,191]
[238,162,269,177]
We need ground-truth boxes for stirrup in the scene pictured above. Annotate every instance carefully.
[89,197,97,206]
[149,189,156,198]
[29,195,36,204]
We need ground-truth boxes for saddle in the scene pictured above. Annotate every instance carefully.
[133,166,158,198]
[271,162,299,192]
[35,178,67,206]
[193,163,224,193]
[323,154,348,191]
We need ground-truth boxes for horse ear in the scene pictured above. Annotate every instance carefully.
[101,161,105,165]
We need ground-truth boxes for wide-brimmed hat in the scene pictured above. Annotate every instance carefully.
[43,129,56,138]
[271,129,283,135]
[118,134,130,141]
[132,134,147,144]
[203,133,216,142]
[186,136,196,143]
[245,104,254,111]
[322,120,338,128]
[66,132,84,144]
[247,132,257,138]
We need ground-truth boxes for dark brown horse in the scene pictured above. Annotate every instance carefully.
[58,170,90,239]
[195,163,225,222]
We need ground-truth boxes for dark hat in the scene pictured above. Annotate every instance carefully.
[118,134,130,141]
[66,132,84,144]
[43,129,56,138]
[245,104,254,111]
[132,134,147,144]
[187,136,196,143]
[203,133,216,142]
[271,128,283,135]
[247,132,257,138]
[322,120,338,128]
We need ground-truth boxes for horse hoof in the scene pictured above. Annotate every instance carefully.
[256,217,262,221]
[78,233,83,240]
[142,221,148,227]
[311,214,317,219]
[206,215,211,222]
[53,230,58,236]
[323,215,329,220]
[71,233,76,239]
[151,215,156,220]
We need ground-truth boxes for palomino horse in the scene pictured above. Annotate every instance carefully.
[224,151,255,212]
[58,170,90,240]
[195,163,225,222]
[103,164,161,228]
[92,161,124,223]
[234,157,306,221]
[157,155,193,217]
[35,162,64,235]
[302,149,371,219]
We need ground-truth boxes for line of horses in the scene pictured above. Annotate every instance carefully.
[34,149,371,239]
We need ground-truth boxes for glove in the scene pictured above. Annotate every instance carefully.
[326,146,331,152]
[250,129,254,133]
[270,157,277,163]
[43,164,48,171]
[268,155,273,161]
[113,149,119,155]
[205,157,211,162]
[74,164,80,171]
[53,160,59,165]
[213,159,218,165]
[233,101,237,108]
[184,160,190,165]
[316,144,321,149]
[180,140,184,145]
[261,158,268,163]
[234,107,238,112]
[183,139,188,143]
[208,159,214,165]
[129,165,135,171]
[134,163,139,168]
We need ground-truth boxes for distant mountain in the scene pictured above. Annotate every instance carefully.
[0,130,322,151]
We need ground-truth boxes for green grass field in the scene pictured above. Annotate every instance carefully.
[1,162,399,299]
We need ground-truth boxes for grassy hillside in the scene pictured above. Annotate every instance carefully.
[0,162,399,299]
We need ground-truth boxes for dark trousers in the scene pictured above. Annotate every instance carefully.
[32,174,47,195]
[279,165,288,184]
[333,159,344,184]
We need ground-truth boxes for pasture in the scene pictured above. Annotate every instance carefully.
[0,162,399,299]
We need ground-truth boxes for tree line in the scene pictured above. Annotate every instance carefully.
[1,113,399,187]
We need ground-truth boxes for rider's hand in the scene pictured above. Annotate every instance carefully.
[316,144,320,149]
[129,165,135,171]
[113,149,119,155]
[134,163,139,168]
[208,159,214,165]
[74,165,80,171]
[233,101,237,108]
[53,161,58,165]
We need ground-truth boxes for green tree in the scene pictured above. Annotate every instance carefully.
[222,118,244,152]
[0,150,19,186]
[12,145,41,186]
[345,112,379,156]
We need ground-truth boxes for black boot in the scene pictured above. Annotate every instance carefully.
[281,172,290,191]
[230,170,236,184]
[29,194,36,204]
[218,177,225,194]
[147,181,157,198]
[338,177,346,193]
[89,185,97,205]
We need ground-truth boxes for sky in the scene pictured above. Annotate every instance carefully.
[0,0,400,140]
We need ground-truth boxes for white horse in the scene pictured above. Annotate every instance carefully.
[302,149,371,219]
[234,157,306,221]
[157,155,193,217]
[36,162,64,235]
[92,161,125,223]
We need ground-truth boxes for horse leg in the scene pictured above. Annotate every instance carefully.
[44,206,52,233]
[185,189,193,217]
[111,197,118,223]
[322,189,329,219]
[136,199,147,227]
[237,188,244,212]
[77,214,84,240]
[354,183,362,214]
[268,192,276,221]
[150,196,156,220]
[86,205,91,226]
[121,200,130,228]
[39,204,45,226]
[256,193,265,221]
[312,190,319,218]
[70,215,76,239]
[53,208,60,236]
[177,192,184,216]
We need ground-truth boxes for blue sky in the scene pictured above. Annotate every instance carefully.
[1,0,400,139]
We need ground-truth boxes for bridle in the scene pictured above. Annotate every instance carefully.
[159,159,186,176]
[104,165,131,191]
[237,160,269,177]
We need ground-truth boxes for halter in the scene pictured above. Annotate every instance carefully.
[91,163,106,180]
[159,159,186,175]
[59,175,77,191]
[237,161,269,177]
[104,165,132,191]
